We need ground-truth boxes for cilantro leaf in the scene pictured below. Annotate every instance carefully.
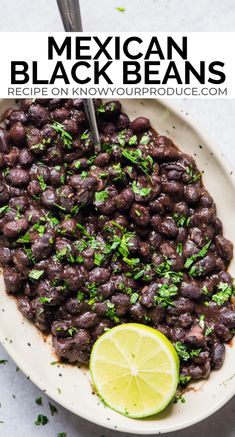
[37,175,47,191]
[95,191,109,203]
[49,402,58,416]
[28,270,44,280]
[34,414,48,426]
[184,240,212,269]
[212,282,234,305]
[132,181,151,197]
[50,121,72,149]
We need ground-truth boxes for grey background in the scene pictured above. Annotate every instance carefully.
[0,0,235,436]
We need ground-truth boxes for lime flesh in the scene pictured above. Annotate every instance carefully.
[90,323,179,418]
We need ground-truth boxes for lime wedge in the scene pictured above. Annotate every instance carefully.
[90,323,179,418]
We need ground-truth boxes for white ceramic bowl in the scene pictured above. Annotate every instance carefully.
[0,99,234,434]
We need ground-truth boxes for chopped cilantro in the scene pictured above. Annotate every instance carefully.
[81,130,90,140]
[122,147,153,176]
[58,433,67,437]
[205,327,214,336]
[154,283,178,308]
[67,327,78,337]
[97,104,105,113]
[74,160,81,169]
[28,270,44,280]
[174,342,190,361]
[198,314,205,329]
[128,135,137,145]
[106,301,119,322]
[94,253,104,266]
[95,190,109,203]
[139,134,149,145]
[212,282,234,305]
[33,223,45,237]
[123,257,140,267]
[37,175,47,191]
[16,233,31,244]
[132,181,151,197]
[49,402,58,416]
[0,359,8,365]
[175,343,201,361]
[56,247,67,261]
[34,414,48,426]
[0,205,9,216]
[130,293,139,304]
[176,242,183,256]
[38,297,52,304]
[184,240,212,269]
[77,291,85,303]
[173,213,189,227]
[189,265,204,277]
[174,394,186,404]
[80,171,88,179]
[202,285,209,295]
[54,203,66,211]
[35,397,42,405]
[185,164,201,183]
[179,375,191,385]
[50,121,72,149]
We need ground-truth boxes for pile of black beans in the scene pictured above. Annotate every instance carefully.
[0,98,234,383]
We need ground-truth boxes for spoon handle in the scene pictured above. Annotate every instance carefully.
[56,0,100,150]
[57,0,83,32]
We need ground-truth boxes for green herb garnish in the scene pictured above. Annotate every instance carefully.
[132,181,151,197]
[212,282,234,305]
[35,397,42,405]
[184,240,211,269]
[95,190,109,203]
[50,121,72,149]
[28,270,44,280]
[34,414,48,426]
[37,175,47,191]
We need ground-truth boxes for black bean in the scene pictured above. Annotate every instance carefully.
[8,122,26,146]
[91,320,113,340]
[129,303,147,322]
[74,312,98,329]
[52,330,91,363]
[215,235,233,262]
[111,293,130,316]
[0,247,12,265]
[63,266,87,291]
[41,188,58,208]
[19,148,34,166]
[28,104,49,127]
[131,117,150,132]
[3,266,23,293]
[180,281,202,301]
[184,185,201,204]
[130,204,150,226]
[7,168,29,186]
[210,343,225,370]
[116,188,135,211]
[219,310,235,328]
[3,218,28,238]
[17,296,34,320]
[89,268,111,284]
[31,234,53,261]
[185,324,205,347]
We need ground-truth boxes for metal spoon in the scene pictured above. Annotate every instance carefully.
[56,0,100,150]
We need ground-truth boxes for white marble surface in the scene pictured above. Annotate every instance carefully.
[0,1,235,436]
